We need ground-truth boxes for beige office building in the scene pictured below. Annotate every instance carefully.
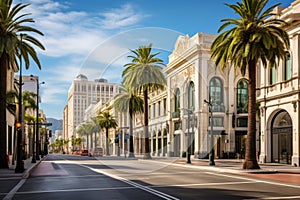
[65,74,119,144]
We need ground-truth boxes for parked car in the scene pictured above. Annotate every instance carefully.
[80,150,89,156]
[72,150,80,155]
[91,148,103,157]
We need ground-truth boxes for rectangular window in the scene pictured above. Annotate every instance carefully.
[163,98,167,115]
[153,103,156,118]
[158,101,161,116]
[237,118,248,127]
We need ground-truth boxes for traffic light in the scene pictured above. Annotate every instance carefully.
[48,130,52,137]
[15,122,22,129]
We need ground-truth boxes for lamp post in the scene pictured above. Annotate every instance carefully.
[204,99,215,166]
[15,34,25,173]
[30,75,45,161]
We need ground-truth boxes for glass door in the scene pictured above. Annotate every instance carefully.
[279,133,292,164]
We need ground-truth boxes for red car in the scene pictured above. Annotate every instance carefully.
[80,150,89,156]
[72,150,80,155]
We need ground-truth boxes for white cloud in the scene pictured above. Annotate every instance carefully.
[13,0,147,118]
[100,4,145,29]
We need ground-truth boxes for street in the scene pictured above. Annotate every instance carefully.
[6,154,300,200]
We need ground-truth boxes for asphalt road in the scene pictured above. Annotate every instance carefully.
[6,154,300,200]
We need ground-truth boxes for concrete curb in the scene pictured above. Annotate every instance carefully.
[138,158,278,174]
[22,156,45,179]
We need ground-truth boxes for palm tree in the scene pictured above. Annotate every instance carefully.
[0,0,45,168]
[77,123,92,150]
[7,90,37,111]
[90,117,101,149]
[97,111,118,156]
[7,90,37,160]
[210,0,289,169]
[71,137,82,151]
[122,44,166,159]
[113,85,144,157]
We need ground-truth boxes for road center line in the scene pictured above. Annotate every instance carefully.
[82,164,180,200]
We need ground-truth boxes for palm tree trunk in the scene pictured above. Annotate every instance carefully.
[243,60,260,169]
[106,128,110,156]
[86,134,89,150]
[143,89,151,159]
[0,54,8,168]
[129,111,134,157]
[94,132,97,148]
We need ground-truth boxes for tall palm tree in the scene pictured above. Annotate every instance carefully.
[210,0,289,169]
[97,111,118,156]
[90,117,101,149]
[113,85,144,157]
[77,123,92,150]
[122,44,166,159]
[0,0,45,168]
[7,90,37,111]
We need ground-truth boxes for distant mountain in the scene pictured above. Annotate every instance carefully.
[47,118,63,132]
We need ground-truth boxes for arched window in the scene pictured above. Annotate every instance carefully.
[237,79,248,114]
[173,88,180,118]
[269,65,277,85]
[284,51,291,81]
[209,77,224,112]
[188,82,195,111]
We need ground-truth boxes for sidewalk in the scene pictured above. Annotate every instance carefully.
[0,156,43,179]
[101,154,300,174]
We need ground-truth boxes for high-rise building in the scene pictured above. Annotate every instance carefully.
[65,74,119,145]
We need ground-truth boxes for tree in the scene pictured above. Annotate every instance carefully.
[7,90,37,111]
[122,44,166,159]
[0,0,45,168]
[77,123,92,150]
[113,85,144,157]
[97,111,117,156]
[90,117,101,149]
[210,0,289,169]
[71,137,82,151]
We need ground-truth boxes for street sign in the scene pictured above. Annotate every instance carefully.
[26,122,52,127]
[41,123,52,126]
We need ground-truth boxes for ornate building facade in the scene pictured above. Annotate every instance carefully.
[164,33,253,159]
[258,1,300,166]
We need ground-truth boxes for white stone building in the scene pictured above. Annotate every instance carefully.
[164,33,253,159]
[258,1,300,166]
[64,74,119,151]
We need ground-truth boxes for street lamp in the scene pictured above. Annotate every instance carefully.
[204,99,215,166]
[15,34,25,173]
[30,75,45,161]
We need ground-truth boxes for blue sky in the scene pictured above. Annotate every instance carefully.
[16,0,293,119]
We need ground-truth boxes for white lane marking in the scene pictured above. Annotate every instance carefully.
[205,172,300,188]
[255,196,300,200]
[3,179,26,200]
[0,177,21,180]
[13,181,252,195]
[83,164,180,200]
[16,186,136,195]
[152,181,254,188]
